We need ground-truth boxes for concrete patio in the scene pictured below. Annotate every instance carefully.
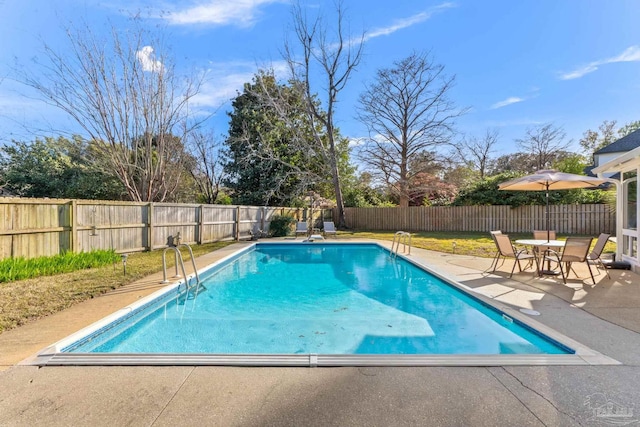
[1,240,639,426]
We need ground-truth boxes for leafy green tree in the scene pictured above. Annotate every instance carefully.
[442,164,477,191]
[214,191,233,205]
[491,152,537,175]
[223,71,332,206]
[491,150,577,175]
[552,153,589,175]
[0,136,124,199]
[315,135,356,202]
[342,172,393,207]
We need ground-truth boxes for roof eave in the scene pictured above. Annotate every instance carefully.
[592,145,640,175]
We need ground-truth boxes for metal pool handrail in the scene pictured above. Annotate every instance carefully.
[161,243,202,293]
[391,231,412,257]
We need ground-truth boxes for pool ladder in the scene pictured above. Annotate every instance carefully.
[161,243,204,295]
[390,231,412,258]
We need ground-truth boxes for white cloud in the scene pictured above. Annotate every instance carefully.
[365,2,456,42]
[164,0,285,27]
[190,60,289,109]
[490,96,524,110]
[136,46,164,73]
[560,45,640,80]
[349,134,395,148]
[191,72,253,109]
[347,137,367,148]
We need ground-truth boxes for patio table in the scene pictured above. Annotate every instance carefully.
[515,239,566,276]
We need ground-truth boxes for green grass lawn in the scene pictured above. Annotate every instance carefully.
[0,241,232,334]
[336,230,616,258]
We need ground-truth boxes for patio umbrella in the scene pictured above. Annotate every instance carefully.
[498,170,607,241]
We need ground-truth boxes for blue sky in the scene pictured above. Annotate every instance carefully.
[1,0,639,156]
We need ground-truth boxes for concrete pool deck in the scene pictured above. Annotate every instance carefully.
[1,239,639,426]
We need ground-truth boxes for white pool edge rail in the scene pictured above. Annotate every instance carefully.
[31,352,618,367]
[26,241,620,367]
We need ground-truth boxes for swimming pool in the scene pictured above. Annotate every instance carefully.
[35,242,614,366]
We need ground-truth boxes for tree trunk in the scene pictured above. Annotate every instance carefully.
[330,157,347,228]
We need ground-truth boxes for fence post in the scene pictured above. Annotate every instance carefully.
[261,207,266,233]
[70,200,78,253]
[198,204,204,245]
[235,206,241,241]
[148,202,154,251]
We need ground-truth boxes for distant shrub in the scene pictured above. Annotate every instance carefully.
[214,191,233,205]
[269,215,297,237]
[453,172,613,207]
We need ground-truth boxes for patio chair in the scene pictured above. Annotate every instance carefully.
[533,230,556,240]
[493,234,539,278]
[295,221,308,237]
[544,237,595,285]
[488,230,503,270]
[533,230,557,257]
[587,233,611,279]
[323,221,337,238]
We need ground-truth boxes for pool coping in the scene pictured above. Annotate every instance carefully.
[26,241,620,367]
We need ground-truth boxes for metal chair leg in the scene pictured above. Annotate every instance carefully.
[597,259,611,279]
[490,252,500,271]
[586,262,596,285]
[554,260,568,283]
[509,259,519,278]
[492,254,503,273]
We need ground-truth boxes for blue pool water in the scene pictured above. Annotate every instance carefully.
[64,243,571,355]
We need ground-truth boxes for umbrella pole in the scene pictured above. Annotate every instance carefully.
[546,187,550,242]
[540,184,560,275]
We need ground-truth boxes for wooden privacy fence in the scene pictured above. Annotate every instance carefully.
[0,198,323,260]
[0,198,615,259]
[342,204,615,235]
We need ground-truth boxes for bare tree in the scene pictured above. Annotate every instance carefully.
[516,123,571,171]
[618,120,640,138]
[357,52,464,207]
[283,0,364,227]
[457,129,499,179]
[18,20,204,202]
[187,129,226,204]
